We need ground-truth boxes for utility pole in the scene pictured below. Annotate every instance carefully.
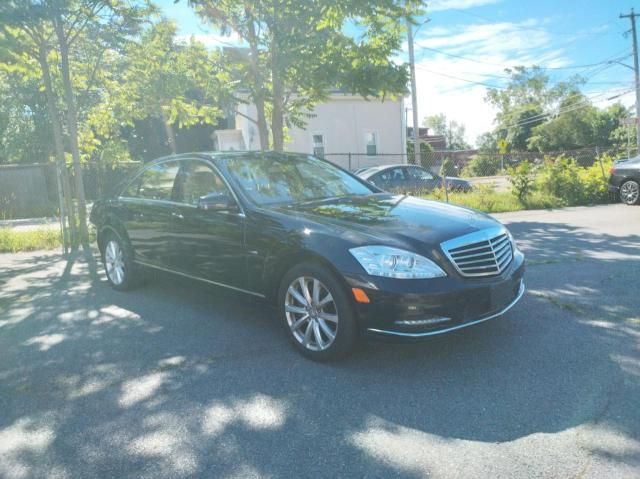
[406,17,421,166]
[620,8,640,151]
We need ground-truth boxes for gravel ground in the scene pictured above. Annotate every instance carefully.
[0,204,638,478]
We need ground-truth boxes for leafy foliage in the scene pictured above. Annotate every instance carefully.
[189,0,420,150]
[535,154,612,205]
[485,66,631,155]
[507,160,534,205]
[406,140,433,168]
[462,154,502,177]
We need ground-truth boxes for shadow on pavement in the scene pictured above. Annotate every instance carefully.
[0,218,638,478]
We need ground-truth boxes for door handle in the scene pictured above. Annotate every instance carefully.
[171,211,184,220]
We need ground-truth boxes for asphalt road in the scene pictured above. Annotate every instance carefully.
[1,204,639,479]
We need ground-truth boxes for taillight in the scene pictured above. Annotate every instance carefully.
[609,166,616,175]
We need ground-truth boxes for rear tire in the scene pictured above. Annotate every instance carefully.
[101,231,139,291]
[619,180,640,205]
[278,262,358,361]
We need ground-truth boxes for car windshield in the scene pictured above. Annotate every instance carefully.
[223,154,375,205]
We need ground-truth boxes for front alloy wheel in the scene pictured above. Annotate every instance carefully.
[285,276,338,351]
[620,180,640,205]
[279,263,358,361]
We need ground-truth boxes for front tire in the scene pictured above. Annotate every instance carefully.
[619,180,640,205]
[101,231,138,291]
[278,262,358,361]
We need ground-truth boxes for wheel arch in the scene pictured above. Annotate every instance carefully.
[97,219,130,255]
[265,249,350,303]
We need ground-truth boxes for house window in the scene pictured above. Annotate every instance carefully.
[312,134,325,158]
[365,132,378,156]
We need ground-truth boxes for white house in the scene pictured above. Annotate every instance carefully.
[218,92,407,171]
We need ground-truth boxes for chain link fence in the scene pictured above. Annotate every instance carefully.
[1,145,637,222]
[325,147,633,176]
[0,161,141,221]
[325,146,637,206]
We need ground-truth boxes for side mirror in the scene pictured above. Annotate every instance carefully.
[197,192,236,212]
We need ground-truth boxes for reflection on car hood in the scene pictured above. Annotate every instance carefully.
[272,193,500,250]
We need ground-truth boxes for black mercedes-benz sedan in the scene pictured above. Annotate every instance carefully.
[90,152,525,360]
[609,155,640,205]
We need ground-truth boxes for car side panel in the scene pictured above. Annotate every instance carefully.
[118,198,174,265]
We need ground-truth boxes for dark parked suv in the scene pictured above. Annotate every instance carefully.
[609,155,640,205]
[90,152,525,360]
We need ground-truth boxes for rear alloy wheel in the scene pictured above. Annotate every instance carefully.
[279,263,357,361]
[105,240,125,285]
[620,180,640,205]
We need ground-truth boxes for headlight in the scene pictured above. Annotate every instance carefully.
[506,230,518,251]
[349,246,446,279]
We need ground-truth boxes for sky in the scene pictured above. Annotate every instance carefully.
[155,0,638,146]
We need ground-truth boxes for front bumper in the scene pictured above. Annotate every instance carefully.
[343,250,525,340]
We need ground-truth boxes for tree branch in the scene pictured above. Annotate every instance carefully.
[235,109,259,126]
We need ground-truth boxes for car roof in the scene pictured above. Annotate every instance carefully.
[145,151,316,166]
[359,164,419,179]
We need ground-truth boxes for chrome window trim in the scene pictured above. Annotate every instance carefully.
[367,281,525,338]
[134,259,265,298]
[441,226,513,278]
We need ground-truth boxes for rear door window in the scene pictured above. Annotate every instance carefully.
[124,161,180,201]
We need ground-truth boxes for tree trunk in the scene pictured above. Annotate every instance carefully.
[271,73,285,152]
[55,17,89,245]
[246,13,269,149]
[38,44,77,249]
[161,110,177,154]
[270,39,285,151]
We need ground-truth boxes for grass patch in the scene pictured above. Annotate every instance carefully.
[420,186,564,214]
[0,227,62,253]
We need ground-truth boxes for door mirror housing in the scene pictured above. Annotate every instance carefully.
[197,192,237,212]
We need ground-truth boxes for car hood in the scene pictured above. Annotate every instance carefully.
[272,193,500,251]
[445,177,469,184]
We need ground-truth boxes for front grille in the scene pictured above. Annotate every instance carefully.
[442,230,513,277]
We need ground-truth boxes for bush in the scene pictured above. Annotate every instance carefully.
[535,154,612,206]
[461,154,502,177]
[508,160,534,205]
[440,158,458,177]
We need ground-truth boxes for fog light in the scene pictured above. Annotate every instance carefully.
[395,317,451,326]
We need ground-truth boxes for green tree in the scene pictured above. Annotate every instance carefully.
[406,139,433,168]
[423,113,470,150]
[527,97,628,156]
[112,21,230,155]
[486,66,582,151]
[188,0,419,151]
[0,0,148,245]
[0,68,53,164]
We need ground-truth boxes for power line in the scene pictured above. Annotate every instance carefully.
[415,43,632,73]
[501,88,633,130]
[414,65,507,89]
[416,56,626,95]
